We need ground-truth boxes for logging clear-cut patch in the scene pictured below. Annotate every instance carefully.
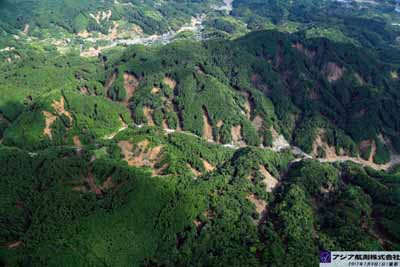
[252,115,263,132]
[391,71,398,80]
[202,108,214,141]
[143,106,155,126]
[7,240,22,249]
[87,172,102,195]
[118,140,164,174]
[52,97,73,123]
[203,160,215,172]
[43,111,57,139]
[323,62,344,82]
[23,24,29,34]
[163,76,176,89]
[292,42,316,59]
[312,129,337,159]
[124,72,139,102]
[243,97,251,119]
[231,124,243,145]
[79,86,89,95]
[151,87,161,94]
[73,135,82,148]
[100,176,114,191]
[162,119,169,129]
[188,164,202,177]
[246,194,267,224]
[359,139,377,163]
[259,165,278,192]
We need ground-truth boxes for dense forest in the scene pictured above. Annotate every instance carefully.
[1,128,400,266]
[3,30,398,162]
[1,0,400,266]
[0,0,220,35]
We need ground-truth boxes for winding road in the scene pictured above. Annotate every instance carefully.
[84,0,400,171]
[106,122,400,171]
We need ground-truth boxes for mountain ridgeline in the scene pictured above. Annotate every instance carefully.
[4,30,398,163]
[0,0,217,35]
[1,0,400,266]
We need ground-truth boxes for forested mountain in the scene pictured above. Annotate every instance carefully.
[1,0,400,266]
[0,0,216,35]
[232,0,400,50]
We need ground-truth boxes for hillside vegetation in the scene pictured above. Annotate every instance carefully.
[1,0,400,266]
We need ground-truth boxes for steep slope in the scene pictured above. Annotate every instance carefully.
[1,131,400,266]
[1,2,400,266]
[2,30,399,165]
[232,0,400,52]
[0,0,217,35]
[99,30,400,164]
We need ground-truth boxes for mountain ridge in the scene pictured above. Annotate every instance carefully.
[1,1,400,266]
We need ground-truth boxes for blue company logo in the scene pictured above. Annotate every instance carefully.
[320,251,331,263]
